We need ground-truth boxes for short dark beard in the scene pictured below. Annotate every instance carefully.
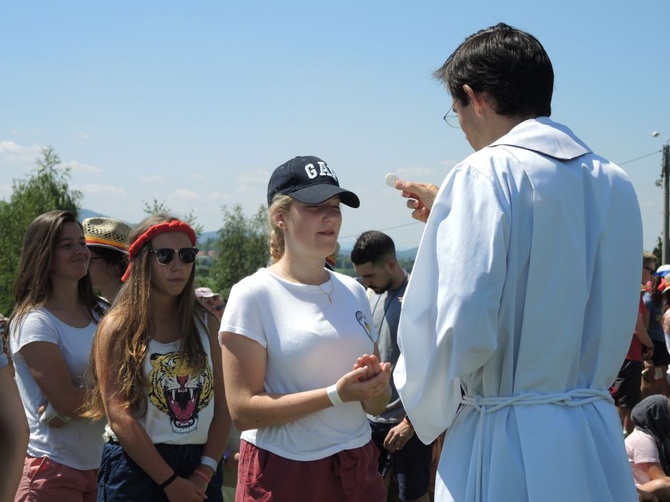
[373,276,395,295]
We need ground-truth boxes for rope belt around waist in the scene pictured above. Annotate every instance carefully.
[460,388,613,413]
[458,389,613,501]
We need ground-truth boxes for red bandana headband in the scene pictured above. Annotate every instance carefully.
[120,220,197,282]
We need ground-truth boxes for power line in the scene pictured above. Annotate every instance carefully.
[340,221,420,241]
[341,149,663,243]
[618,149,661,166]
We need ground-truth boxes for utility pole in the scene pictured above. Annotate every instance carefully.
[664,142,670,264]
[653,132,670,263]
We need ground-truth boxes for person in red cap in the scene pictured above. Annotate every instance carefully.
[220,155,391,501]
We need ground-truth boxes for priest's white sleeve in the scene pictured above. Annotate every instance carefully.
[394,163,509,444]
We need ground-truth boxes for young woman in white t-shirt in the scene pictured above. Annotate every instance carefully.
[220,156,392,501]
[9,210,106,501]
[86,214,231,502]
[0,334,28,502]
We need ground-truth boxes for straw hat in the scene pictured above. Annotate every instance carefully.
[82,217,132,253]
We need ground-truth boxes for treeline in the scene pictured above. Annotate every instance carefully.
[0,147,272,313]
[0,147,81,315]
[0,147,416,314]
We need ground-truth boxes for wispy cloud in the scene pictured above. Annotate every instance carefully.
[235,169,268,184]
[190,174,208,183]
[0,141,42,163]
[235,183,264,195]
[438,159,460,169]
[397,166,437,177]
[69,160,103,174]
[139,175,167,183]
[9,128,42,137]
[76,183,128,196]
[173,188,199,200]
[208,191,235,201]
[80,132,90,140]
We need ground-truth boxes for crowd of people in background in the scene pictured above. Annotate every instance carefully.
[611,251,670,500]
[0,21,667,502]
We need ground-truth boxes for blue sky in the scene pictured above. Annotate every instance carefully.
[1,1,668,252]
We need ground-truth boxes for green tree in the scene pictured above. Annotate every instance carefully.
[142,198,204,238]
[210,204,269,296]
[653,235,663,265]
[0,146,81,314]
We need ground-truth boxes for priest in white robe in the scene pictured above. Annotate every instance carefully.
[394,23,642,502]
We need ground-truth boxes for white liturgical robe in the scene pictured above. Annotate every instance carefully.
[395,117,642,501]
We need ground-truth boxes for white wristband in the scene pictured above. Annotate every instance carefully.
[326,384,344,406]
[200,455,218,471]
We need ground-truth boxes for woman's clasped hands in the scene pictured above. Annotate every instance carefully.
[333,354,391,404]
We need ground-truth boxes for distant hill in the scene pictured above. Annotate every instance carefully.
[338,244,418,261]
[79,209,218,245]
[78,208,104,222]
[79,210,416,257]
[199,230,219,243]
[397,247,419,260]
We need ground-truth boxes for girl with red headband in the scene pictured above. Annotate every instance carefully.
[87,213,231,502]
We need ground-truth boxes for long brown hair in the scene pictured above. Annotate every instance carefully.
[10,210,99,331]
[86,213,205,418]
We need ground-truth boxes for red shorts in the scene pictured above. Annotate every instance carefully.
[236,440,386,502]
[15,455,97,502]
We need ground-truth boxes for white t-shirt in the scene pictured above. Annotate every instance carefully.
[108,318,215,445]
[626,428,660,485]
[220,268,377,461]
[10,307,105,470]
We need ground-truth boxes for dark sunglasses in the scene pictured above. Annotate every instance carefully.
[644,266,656,274]
[150,248,199,265]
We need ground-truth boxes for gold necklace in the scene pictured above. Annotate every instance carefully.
[317,274,335,303]
[282,266,335,303]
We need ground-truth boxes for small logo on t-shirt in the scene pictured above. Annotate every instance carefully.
[356,311,376,343]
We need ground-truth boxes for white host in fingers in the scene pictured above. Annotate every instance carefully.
[385,173,399,187]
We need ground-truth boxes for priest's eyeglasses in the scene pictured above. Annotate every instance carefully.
[443,103,460,128]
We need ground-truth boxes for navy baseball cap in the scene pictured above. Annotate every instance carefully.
[267,156,360,208]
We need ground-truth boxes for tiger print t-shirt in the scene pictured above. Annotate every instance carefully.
[131,322,214,445]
